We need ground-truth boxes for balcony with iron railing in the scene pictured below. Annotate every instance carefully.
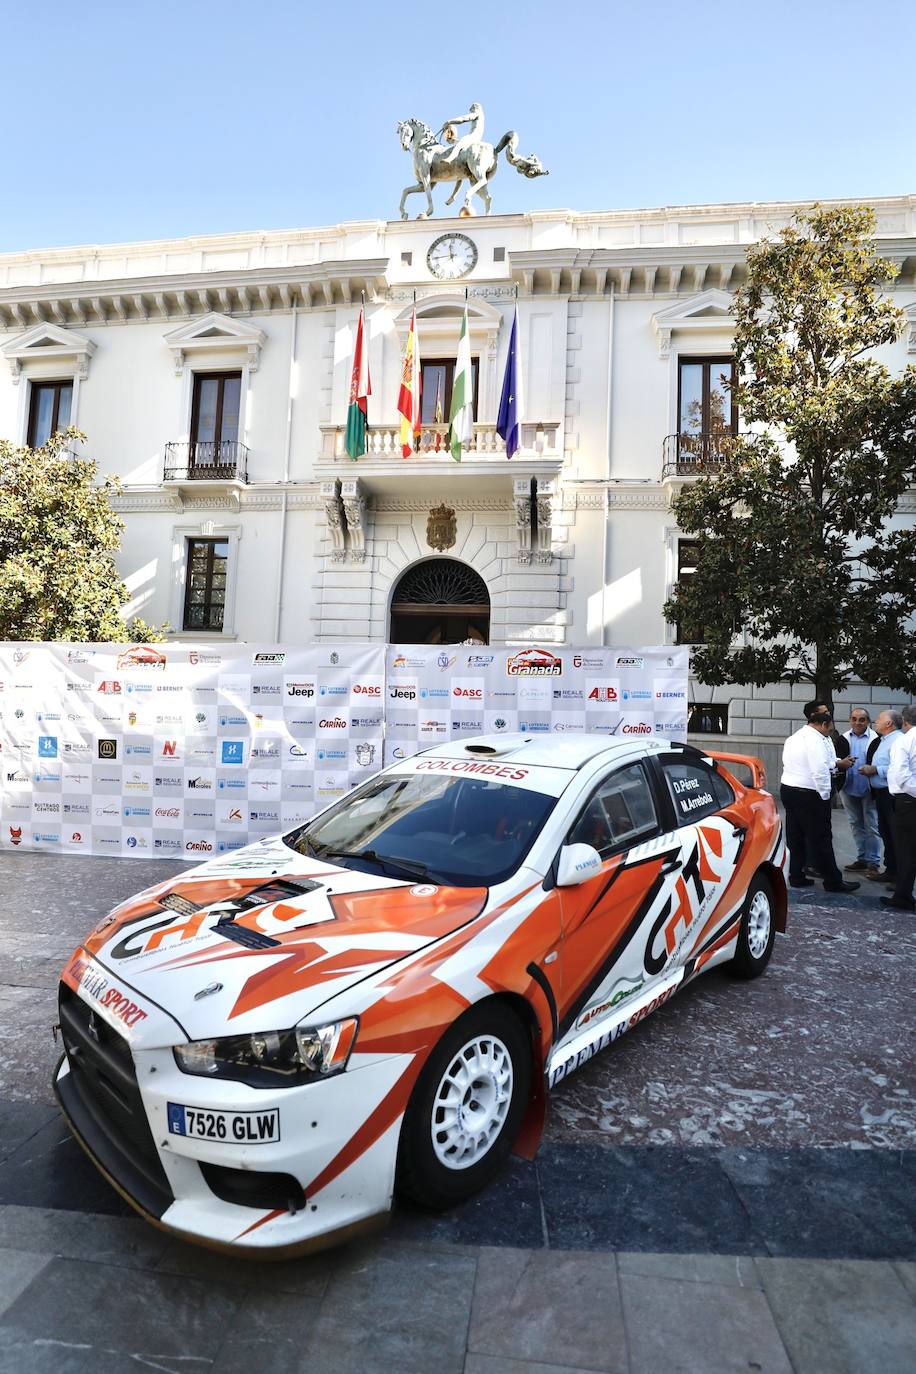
[163,441,249,485]
[662,431,735,482]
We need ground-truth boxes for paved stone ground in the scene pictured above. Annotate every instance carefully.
[0,809,912,1372]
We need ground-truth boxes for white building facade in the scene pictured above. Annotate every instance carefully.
[1,196,914,750]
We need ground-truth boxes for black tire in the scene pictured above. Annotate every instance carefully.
[728,871,776,979]
[396,1001,532,1211]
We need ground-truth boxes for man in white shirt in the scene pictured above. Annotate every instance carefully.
[882,703,916,912]
[780,701,859,893]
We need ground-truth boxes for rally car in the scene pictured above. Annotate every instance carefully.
[54,733,786,1255]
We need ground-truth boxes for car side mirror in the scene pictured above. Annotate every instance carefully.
[556,843,603,887]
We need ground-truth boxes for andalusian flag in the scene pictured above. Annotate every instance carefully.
[397,307,421,458]
[448,304,474,462]
[344,306,371,459]
[497,304,524,458]
[433,370,443,451]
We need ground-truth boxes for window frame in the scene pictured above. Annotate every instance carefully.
[419,357,480,424]
[564,759,664,862]
[27,378,74,448]
[189,370,243,455]
[676,355,738,442]
[182,537,229,633]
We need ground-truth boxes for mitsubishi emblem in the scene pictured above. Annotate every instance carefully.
[194,982,223,1001]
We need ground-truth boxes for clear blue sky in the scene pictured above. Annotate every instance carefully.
[3,0,913,253]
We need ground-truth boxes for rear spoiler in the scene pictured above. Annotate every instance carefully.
[706,751,767,790]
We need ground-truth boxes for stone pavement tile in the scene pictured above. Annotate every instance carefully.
[0,1255,240,1369]
[538,1144,763,1254]
[0,1115,131,1216]
[301,1240,477,1374]
[893,1262,916,1300]
[721,1147,916,1259]
[389,1156,544,1250]
[756,1256,916,1374]
[0,1103,59,1167]
[0,1250,53,1319]
[213,1288,328,1374]
[617,1251,762,1288]
[154,1233,334,1296]
[468,1247,625,1372]
[0,1205,168,1269]
[619,1271,792,1374]
[465,1359,611,1374]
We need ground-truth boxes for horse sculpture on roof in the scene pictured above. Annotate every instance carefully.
[396,110,548,220]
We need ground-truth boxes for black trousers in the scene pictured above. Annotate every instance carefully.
[891,795,916,905]
[780,784,843,886]
[873,787,897,876]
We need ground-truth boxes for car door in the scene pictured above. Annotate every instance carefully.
[642,752,746,981]
[552,759,681,1056]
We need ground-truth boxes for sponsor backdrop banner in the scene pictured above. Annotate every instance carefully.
[384,644,688,765]
[0,641,687,860]
[0,642,385,861]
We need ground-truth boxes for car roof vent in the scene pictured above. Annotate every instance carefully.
[463,737,533,757]
[464,743,499,755]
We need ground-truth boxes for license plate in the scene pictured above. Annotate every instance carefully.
[167,1103,280,1144]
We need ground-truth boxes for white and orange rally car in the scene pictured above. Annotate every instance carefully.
[55,733,786,1254]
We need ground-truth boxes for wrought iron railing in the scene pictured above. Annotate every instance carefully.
[163,441,248,482]
[662,432,734,480]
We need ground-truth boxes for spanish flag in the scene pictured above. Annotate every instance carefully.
[344,306,371,459]
[398,307,421,458]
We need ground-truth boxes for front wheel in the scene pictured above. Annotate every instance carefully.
[729,872,776,979]
[396,1002,531,1210]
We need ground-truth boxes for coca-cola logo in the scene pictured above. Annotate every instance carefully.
[155,807,180,818]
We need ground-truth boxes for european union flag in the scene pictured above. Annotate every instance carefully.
[497,304,524,458]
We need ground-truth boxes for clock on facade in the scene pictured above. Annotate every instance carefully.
[426,233,478,280]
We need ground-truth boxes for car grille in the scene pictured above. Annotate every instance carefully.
[57,981,174,1218]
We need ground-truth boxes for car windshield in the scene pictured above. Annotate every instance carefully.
[285,771,557,887]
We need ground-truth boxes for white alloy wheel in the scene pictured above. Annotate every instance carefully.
[431,1034,514,1170]
[746,888,772,959]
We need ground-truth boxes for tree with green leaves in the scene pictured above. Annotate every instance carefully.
[664,206,916,703]
[0,427,166,642]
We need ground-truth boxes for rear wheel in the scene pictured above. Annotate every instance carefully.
[396,1002,531,1210]
[729,872,775,979]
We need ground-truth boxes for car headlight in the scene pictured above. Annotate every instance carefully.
[173,1018,358,1088]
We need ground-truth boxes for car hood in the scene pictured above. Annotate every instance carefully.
[62,836,488,1047]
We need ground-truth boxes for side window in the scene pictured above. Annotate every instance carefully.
[569,763,659,856]
[661,758,733,827]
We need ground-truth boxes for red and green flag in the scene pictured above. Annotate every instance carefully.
[344,306,371,459]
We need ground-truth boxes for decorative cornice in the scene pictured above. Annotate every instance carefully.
[2,321,96,382]
[0,259,390,330]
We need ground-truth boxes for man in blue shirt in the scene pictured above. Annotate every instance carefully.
[840,708,881,877]
[860,709,903,884]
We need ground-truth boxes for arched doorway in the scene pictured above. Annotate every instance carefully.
[389,559,490,644]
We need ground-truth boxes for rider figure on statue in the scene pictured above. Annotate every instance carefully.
[437,103,485,164]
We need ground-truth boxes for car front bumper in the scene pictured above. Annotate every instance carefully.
[54,985,413,1254]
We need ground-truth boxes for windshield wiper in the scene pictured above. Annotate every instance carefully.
[318,847,433,881]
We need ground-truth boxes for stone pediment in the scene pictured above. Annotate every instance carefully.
[163,312,266,374]
[393,293,502,353]
[2,322,96,382]
[652,289,736,356]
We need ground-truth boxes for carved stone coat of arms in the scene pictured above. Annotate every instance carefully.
[427,504,457,551]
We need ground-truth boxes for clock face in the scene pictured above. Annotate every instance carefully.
[427,233,478,281]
